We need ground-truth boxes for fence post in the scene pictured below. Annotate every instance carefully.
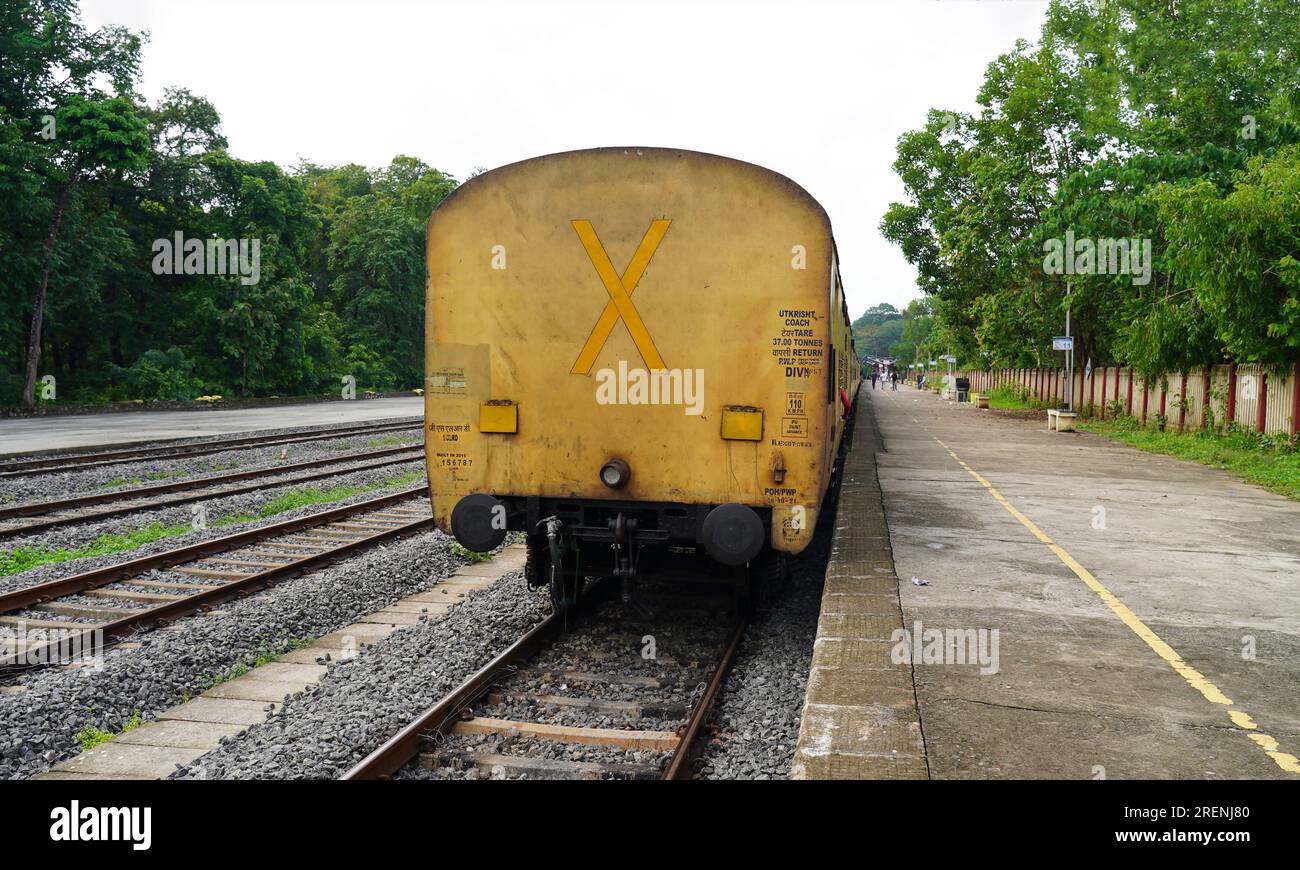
[1257,370,1268,434]
[1227,363,1237,424]
[1202,368,1211,430]
[1292,361,1300,440]
[1178,372,1187,430]
[1126,369,1134,416]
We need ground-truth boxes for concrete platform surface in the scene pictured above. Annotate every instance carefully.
[868,384,1300,779]
[0,396,423,454]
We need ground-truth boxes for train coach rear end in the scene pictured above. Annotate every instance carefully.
[424,147,857,608]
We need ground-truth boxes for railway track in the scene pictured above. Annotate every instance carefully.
[0,419,422,478]
[0,485,435,671]
[0,444,424,539]
[342,591,746,781]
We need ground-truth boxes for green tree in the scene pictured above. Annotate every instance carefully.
[21,96,149,406]
[1156,145,1300,364]
[882,0,1300,378]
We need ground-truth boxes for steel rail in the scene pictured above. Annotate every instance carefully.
[0,420,421,476]
[0,484,430,615]
[0,448,423,539]
[662,619,748,780]
[0,505,437,671]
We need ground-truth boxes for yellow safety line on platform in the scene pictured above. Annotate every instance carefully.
[881,389,1299,775]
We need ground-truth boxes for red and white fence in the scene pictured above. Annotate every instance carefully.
[918,363,1300,437]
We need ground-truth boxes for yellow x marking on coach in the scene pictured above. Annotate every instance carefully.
[570,219,670,375]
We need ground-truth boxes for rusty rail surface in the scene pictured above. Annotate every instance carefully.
[662,619,747,780]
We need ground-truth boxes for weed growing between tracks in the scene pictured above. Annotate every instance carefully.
[449,542,493,562]
[187,635,316,698]
[75,709,142,752]
[96,466,222,489]
[1079,417,1300,500]
[0,520,190,575]
[0,469,428,577]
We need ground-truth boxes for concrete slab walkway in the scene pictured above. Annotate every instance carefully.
[873,385,1300,779]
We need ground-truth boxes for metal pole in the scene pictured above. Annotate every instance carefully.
[1065,282,1074,412]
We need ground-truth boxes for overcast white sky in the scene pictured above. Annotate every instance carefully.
[82,0,1049,317]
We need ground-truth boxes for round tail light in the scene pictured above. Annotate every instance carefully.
[600,458,630,489]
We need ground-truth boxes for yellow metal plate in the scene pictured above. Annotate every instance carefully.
[479,401,517,433]
[721,406,763,441]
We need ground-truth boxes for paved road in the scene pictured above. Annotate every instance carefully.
[866,383,1300,779]
[0,397,424,455]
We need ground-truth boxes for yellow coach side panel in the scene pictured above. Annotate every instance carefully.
[424,148,835,553]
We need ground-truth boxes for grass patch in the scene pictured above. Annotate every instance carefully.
[74,709,142,752]
[74,725,114,752]
[1079,417,1300,500]
[450,541,493,562]
[249,470,424,519]
[0,470,426,577]
[366,435,419,449]
[987,384,1051,411]
[97,467,217,490]
[0,520,190,576]
[98,476,144,489]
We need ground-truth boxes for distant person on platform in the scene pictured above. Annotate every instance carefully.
[870,367,878,389]
[891,370,898,390]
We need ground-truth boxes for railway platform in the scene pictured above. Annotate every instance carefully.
[792,386,927,779]
[0,396,424,455]
[795,383,1300,779]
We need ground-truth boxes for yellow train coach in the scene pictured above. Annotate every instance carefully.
[424,147,858,609]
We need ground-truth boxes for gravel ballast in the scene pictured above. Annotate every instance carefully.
[0,528,464,780]
[695,508,836,779]
[172,568,549,780]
